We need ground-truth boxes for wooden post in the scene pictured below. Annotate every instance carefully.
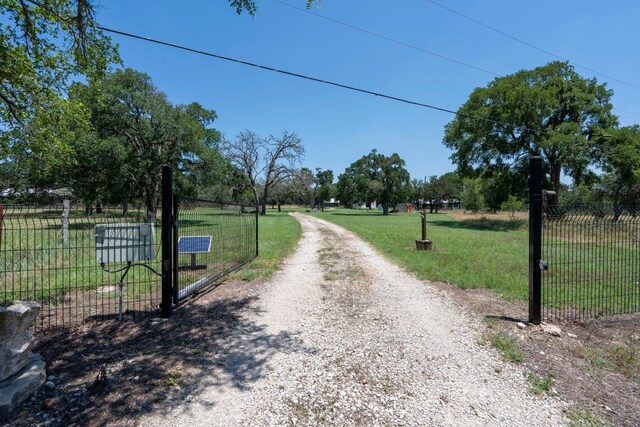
[415,205,432,250]
[61,199,70,244]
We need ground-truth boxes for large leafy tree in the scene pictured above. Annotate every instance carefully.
[70,68,221,220]
[0,97,90,200]
[444,61,618,195]
[313,168,334,211]
[337,150,411,215]
[597,125,640,205]
[0,0,118,129]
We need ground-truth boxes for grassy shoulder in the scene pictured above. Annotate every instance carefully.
[235,210,302,281]
[316,208,529,300]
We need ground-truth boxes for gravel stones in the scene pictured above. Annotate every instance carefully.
[140,213,568,426]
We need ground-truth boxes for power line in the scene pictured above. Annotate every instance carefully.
[98,26,518,129]
[272,0,639,118]
[271,0,499,77]
[425,0,640,92]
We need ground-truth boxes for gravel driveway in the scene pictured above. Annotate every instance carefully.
[140,213,568,426]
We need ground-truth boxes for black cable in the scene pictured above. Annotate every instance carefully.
[271,0,499,77]
[271,2,640,118]
[425,0,640,92]
[97,26,539,134]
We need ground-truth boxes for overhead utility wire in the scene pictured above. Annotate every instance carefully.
[99,26,551,136]
[425,0,640,92]
[274,0,640,118]
[271,0,498,76]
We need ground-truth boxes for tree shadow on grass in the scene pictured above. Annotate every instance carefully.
[430,217,526,232]
[11,289,315,426]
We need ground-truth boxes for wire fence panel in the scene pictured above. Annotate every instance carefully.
[542,204,640,321]
[175,197,257,301]
[0,203,163,331]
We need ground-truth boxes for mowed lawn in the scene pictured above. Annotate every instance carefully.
[236,210,302,281]
[315,208,529,300]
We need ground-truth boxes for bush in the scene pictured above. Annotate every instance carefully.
[501,195,523,218]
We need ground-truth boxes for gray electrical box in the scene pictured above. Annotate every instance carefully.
[95,223,155,264]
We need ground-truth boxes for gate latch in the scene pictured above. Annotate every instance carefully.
[539,260,549,271]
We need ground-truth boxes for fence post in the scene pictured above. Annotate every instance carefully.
[529,156,543,324]
[255,202,259,257]
[0,203,3,248]
[161,165,173,318]
[61,199,70,244]
[172,194,179,305]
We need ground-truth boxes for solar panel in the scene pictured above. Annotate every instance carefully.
[177,236,212,254]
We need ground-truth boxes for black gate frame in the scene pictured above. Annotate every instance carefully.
[529,156,543,324]
[159,165,259,318]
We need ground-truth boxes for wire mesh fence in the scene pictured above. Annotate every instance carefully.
[0,202,163,330]
[175,197,257,301]
[542,204,640,321]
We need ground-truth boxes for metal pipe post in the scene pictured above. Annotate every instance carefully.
[161,165,173,318]
[529,156,543,324]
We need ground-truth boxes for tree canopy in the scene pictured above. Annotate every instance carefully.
[70,68,223,219]
[443,61,618,195]
[337,150,411,215]
[0,0,118,129]
[314,168,334,211]
[596,125,640,205]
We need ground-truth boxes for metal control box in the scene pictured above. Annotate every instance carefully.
[95,223,155,264]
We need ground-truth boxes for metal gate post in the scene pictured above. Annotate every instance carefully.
[172,194,179,305]
[255,202,259,257]
[529,156,543,324]
[161,165,173,318]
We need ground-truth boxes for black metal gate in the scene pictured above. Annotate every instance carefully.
[171,196,258,304]
[529,157,640,322]
[160,166,258,316]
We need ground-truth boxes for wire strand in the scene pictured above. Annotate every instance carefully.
[425,0,640,92]
[271,0,499,77]
[98,26,521,130]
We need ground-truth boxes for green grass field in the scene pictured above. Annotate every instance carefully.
[1,205,258,310]
[233,210,302,281]
[316,208,530,300]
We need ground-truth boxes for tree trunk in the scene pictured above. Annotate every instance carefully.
[261,187,269,215]
[146,193,157,223]
[551,164,562,194]
[382,203,389,215]
[122,203,129,216]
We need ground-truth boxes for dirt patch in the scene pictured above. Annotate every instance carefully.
[6,279,265,427]
[431,281,640,426]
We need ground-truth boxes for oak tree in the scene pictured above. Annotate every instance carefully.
[444,61,617,195]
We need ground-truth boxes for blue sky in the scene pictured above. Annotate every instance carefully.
[96,0,640,181]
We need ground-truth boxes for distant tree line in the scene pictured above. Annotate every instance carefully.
[3,1,639,219]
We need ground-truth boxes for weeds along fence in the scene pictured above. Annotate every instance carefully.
[541,205,640,321]
[0,203,162,331]
[173,197,258,302]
